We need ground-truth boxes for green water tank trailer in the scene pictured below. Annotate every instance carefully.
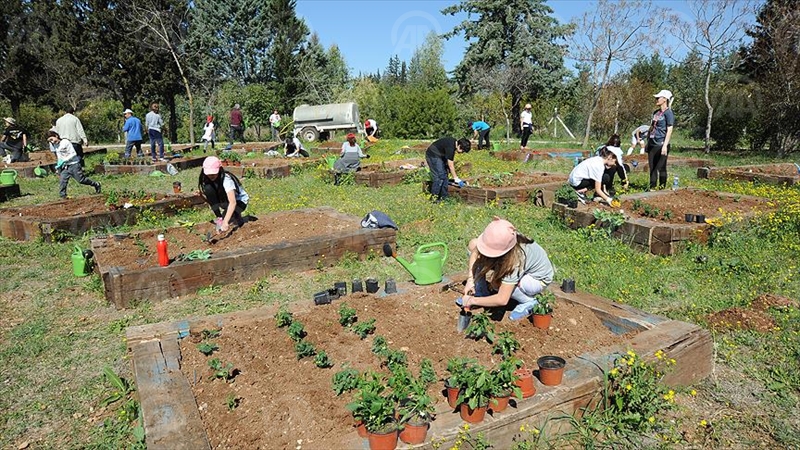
[292,102,363,142]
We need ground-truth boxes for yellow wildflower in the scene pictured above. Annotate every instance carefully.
[462,424,470,431]
[533,429,540,435]
[700,419,708,427]
[627,350,636,358]
[690,389,697,396]
[648,416,655,423]
[520,425,526,432]
[609,368,618,376]
[654,349,664,360]
[626,384,632,391]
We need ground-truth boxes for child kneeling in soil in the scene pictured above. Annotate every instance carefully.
[568,147,618,205]
[458,217,554,321]
[47,130,101,199]
[198,156,249,232]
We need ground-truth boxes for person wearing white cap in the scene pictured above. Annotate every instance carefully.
[647,89,675,189]
[1,117,29,163]
[121,109,144,159]
[595,134,629,196]
[458,217,555,321]
[197,156,249,232]
[627,124,649,155]
[520,103,533,150]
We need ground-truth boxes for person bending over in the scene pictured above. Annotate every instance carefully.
[198,156,249,232]
[568,147,618,205]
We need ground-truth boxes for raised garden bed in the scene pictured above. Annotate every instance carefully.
[431,172,567,206]
[552,188,774,255]
[91,207,396,308]
[0,184,21,202]
[697,163,800,185]
[623,154,713,172]
[220,158,292,179]
[492,149,590,162]
[355,158,426,188]
[94,154,206,175]
[125,280,712,449]
[0,193,204,242]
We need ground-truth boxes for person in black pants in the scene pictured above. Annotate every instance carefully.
[647,89,675,189]
[198,156,249,231]
[597,134,629,196]
[425,137,471,201]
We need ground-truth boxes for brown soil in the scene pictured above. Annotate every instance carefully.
[93,210,356,270]
[0,193,173,219]
[620,190,771,224]
[472,172,565,188]
[704,294,797,333]
[178,286,635,449]
[721,163,800,176]
[360,158,425,172]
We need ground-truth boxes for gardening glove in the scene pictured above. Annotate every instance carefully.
[622,179,630,189]
[454,177,464,188]
[604,197,614,206]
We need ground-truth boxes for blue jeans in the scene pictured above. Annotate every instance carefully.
[149,129,164,159]
[473,273,545,305]
[426,153,448,200]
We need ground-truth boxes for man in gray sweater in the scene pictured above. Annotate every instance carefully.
[145,102,165,161]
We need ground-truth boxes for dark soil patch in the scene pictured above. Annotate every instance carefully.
[360,158,425,172]
[93,210,356,270]
[620,190,771,224]
[0,193,173,219]
[472,172,565,188]
[178,287,635,449]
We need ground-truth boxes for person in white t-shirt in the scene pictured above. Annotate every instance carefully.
[269,109,281,142]
[568,147,618,205]
[627,124,649,155]
[595,134,629,195]
[519,103,533,150]
[364,119,378,139]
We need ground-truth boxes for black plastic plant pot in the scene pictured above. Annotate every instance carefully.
[334,281,347,297]
[556,197,568,205]
[568,200,578,209]
[561,278,576,293]
[327,287,340,301]
[365,278,379,294]
[385,278,397,294]
[352,279,363,293]
[685,213,695,223]
[695,214,706,223]
[313,291,330,305]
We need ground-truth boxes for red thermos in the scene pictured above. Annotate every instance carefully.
[157,234,169,266]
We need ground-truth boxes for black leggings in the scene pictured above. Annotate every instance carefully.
[647,140,669,189]
[202,184,247,225]
[520,125,532,148]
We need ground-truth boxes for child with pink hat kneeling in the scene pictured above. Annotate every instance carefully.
[458,217,554,321]
[198,156,249,231]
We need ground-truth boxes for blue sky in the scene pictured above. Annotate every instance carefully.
[295,0,702,76]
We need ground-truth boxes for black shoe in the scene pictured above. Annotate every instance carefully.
[576,191,587,205]
[95,182,102,194]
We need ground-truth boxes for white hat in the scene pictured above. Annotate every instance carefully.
[123,109,134,115]
[653,90,673,100]
[3,117,15,125]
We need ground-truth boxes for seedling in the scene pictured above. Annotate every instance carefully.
[105,189,119,207]
[197,342,219,356]
[332,366,363,395]
[185,249,212,260]
[631,199,643,211]
[100,367,134,407]
[418,358,437,386]
[315,350,333,368]
[371,335,390,357]
[208,358,235,381]
[531,291,556,315]
[226,393,241,411]
[662,210,674,220]
[294,340,317,360]
[385,348,408,369]
[352,318,376,339]
[387,364,414,402]
[133,236,148,256]
[274,306,293,328]
[201,329,221,339]
[492,331,521,359]
[464,312,495,343]
[338,303,357,327]
[287,321,306,341]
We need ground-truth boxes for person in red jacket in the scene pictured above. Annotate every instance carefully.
[229,103,245,145]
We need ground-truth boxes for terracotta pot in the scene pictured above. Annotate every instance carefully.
[367,428,398,450]
[222,160,230,166]
[459,403,488,424]
[514,368,536,399]
[530,313,552,329]
[355,421,368,438]
[445,382,461,409]
[490,394,511,412]
[399,420,429,445]
[537,356,567,386]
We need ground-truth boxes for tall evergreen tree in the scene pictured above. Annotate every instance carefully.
[408,32,448,90]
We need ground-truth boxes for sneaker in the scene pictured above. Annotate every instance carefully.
[576,191,587,205]
[509,301,537,321]
[95,182,102,194]
[159,158,168,162]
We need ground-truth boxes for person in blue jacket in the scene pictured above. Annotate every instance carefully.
[469,121,491,150]
[122,108,144,159]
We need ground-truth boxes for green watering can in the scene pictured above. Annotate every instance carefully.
[0,169,18,186]
[71,246,94,277]
[325,155,337,169]
[384,242,448,285]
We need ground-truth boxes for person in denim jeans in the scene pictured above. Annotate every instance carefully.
[424,137,470,201]
[121,109,144,158]
[145,103,165,161]
[458,218,554,321]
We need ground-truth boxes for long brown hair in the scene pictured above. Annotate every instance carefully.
[475,233,534,290]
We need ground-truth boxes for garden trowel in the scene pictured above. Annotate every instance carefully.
[455,297,472,332]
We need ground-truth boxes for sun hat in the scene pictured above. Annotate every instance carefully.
[476,218,518,258]
[346,133,356,140]
[4,117,15,125]
[653,89,673,100]
[123,109,134,115]
[524,104,532,109]
[203,156,222,175]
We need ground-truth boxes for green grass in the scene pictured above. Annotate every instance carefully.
[0,139,798,448]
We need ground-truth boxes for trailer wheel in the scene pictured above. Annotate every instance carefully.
[300,127,319,142]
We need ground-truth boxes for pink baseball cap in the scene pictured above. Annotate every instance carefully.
[476,218,517,258]
[203,156,222,175]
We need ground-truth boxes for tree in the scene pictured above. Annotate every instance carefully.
[568,0,660,147]
[671,0,756,153]
[266,0,309,112]
[408,31,448,90]
[630,55,668,91]
[443,0,572,135]
[468,66,538,142]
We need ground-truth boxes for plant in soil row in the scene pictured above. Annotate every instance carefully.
[418,358,437,386]
[531,291,555,329]
[332,366,363,396]
[398,378,436,445]
[346,374,396,445]
[490,358,523,413]
[464,311,495,343]
[492,330,520,359]
[105,189,119,209]
[208,358,236,381]
[197,341,219,356]
[294,340,317,360]
[371,335,390,357]
[384,349,408,371]
[456,363,495,424]
[226,393,241,411]
[352,318,376,339]
[287,321,306,341]
[274,306,293,328]
[444,357,478,409]
[315,350,333,368]
[338,303,358,327]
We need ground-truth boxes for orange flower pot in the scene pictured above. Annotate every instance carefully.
[445,382,461,409]
[514,368,536,399]
[490,394,511,412]
[355,421,368,438]
[368,428,398,450]
[399,420,429,445]
[459,403,488,424]
[531,313,552,329]
[537,356,567,386]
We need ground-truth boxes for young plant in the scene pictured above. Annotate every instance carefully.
[105,189,119,207]
[456,362,494,410]
[593,209,625,229]
[387,364,414,402]
[385,349,408,370]
[464,311,495,343]
[352,318,376,339]
[631,199,643,211]
[555,183,579,203]
[418,358,437,386]
[201,329,221,339]
[274,305,293,328]
[371,335,390,357]
[490,357,523,399]
[208,358,235,381]
[219,151,241,163]
[662,210,674,220]
[287,321,306,342]
[294,340,317,360]
[197,342,219,356]
[226,394,241,411]
[445,357,478,389]
[346,382,396,434]
[332,366,363,396]
[398,378,436,426]
[314,350,333,368]
[338,303,357,327]
[99,367,134,407]
[492,331,521,359]
[531,291,555,316]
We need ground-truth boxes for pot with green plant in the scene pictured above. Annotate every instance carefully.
[490,358,523,413]
[530,291,555,329]
[555,183,579,208]
[347,377,398,450]
[219,151,242,166]
[398,379,435,445]
[456,363,493,424]
[444,357,477,409]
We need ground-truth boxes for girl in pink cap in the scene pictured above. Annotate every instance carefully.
[459,217,554,321]
[198,156,249,231]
